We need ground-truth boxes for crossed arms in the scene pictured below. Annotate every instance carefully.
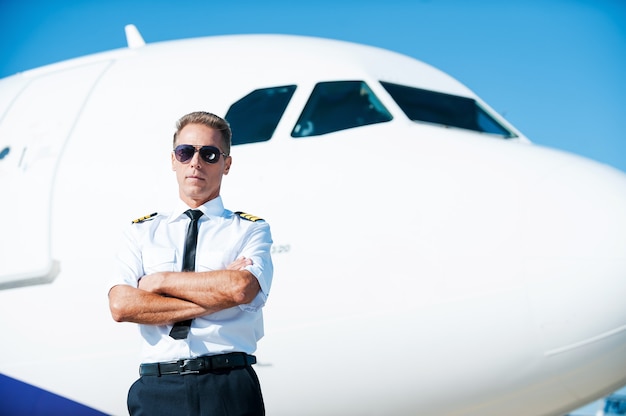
[108,257,260,325]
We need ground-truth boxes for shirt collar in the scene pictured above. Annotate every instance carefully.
[168,196,225,223]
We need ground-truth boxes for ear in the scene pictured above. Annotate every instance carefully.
[223,155,232,175]
[171,151,176,171]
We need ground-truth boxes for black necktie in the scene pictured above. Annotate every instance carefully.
[169,209,203,339]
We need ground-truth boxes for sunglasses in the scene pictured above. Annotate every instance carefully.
[173,144,227,164]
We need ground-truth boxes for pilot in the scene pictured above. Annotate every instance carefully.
[108,111,273,416]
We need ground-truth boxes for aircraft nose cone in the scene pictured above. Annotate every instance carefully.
[522,151,626,396]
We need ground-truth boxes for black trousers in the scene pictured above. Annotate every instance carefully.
[127,366,265,416]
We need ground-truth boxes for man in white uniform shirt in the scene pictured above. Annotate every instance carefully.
[109,111,273,416]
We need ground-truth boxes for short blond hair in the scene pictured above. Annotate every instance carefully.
[173,111,232,156]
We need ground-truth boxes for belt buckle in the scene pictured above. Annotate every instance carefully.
[178,358,202,375]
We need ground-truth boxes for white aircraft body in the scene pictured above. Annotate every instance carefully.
[1,28,625,415]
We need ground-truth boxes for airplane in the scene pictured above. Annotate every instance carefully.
[1,24,625,415]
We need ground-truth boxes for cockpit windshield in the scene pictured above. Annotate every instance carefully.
[380,81,515,138]
[226,85,296,145]
[225,80,515,145]
[292,81,392,137]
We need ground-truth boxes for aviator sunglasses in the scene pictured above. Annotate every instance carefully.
[173,144,227,164]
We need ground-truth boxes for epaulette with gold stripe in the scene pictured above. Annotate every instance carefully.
[131,212,157,224]
[235,211,264,222]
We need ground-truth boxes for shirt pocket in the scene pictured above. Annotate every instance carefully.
[196,250,230,272]
[143,248,177,273]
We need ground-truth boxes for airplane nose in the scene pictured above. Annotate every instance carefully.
[521,149,626,398]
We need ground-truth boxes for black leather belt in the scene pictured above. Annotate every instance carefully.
[140,353,256,376]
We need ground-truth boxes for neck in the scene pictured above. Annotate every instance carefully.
[179,191,220,209]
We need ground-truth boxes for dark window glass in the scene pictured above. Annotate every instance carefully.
[226,85,297,145]
[292,81,392,137]
[380,81,514,138]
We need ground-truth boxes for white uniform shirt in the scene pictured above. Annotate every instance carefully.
[113,196,273,363]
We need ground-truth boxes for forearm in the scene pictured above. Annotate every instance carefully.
[147,269,260,310]
[108,284,216,325]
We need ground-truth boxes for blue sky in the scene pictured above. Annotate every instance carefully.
[1,0,625,173]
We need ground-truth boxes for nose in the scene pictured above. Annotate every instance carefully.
[522,151,626,400]
[188,148,202,167]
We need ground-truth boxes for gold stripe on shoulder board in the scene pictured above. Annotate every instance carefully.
[132,212,158,224]
[235,211,264,222]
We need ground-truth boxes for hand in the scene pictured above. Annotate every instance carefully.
[227,256,253,271]
[137,272,166,293]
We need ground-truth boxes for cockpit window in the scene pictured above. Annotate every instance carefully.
[292,81,392,137]
[226,85,296,145]
[380,81,515,138]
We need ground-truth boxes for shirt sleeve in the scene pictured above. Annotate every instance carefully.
[238,221,274,312]
[109,223,144,290]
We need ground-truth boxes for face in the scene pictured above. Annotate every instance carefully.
[171,123,232,208]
